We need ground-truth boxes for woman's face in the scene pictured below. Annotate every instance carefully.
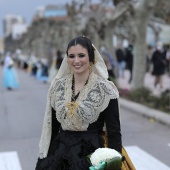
[67,44,90,75]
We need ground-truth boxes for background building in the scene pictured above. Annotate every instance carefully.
[12,23,28,40]
[34,5,67,19]
[44,5,67,18]
[3,15,26,38]
[35,6,45,18]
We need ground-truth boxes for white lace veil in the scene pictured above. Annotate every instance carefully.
[55,44,109,80]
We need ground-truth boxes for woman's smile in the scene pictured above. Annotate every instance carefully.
[73,65,82,68]
[68,44,90,75]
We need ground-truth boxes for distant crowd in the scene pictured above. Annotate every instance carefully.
[1,41,170,91]
[101,42,170,89]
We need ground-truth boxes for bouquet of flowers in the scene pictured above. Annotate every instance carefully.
[87,148,123,170]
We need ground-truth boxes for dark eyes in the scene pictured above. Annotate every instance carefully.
[79,54,85,58]
[68,55,75,58]
[68,54,85,58]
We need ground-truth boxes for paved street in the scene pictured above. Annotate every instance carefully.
[0,66,48,170]
[0,66,170,170]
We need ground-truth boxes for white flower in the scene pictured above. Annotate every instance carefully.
[90,148,122,167]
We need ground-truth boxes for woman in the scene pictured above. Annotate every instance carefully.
[151,42,167,88]
[2,52,19,90]
[36,36,122,170]
[56,50,63,69]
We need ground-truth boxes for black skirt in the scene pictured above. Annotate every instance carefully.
[35,129,104,170]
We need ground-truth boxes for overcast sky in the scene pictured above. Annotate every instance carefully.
[0,0,99,38]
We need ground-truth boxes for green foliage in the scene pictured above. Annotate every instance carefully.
[129,88,151,103]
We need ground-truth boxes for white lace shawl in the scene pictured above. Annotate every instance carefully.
[38,72,119,159]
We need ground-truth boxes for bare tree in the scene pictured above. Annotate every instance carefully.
[99,0,158,89]
[5,0,169,89]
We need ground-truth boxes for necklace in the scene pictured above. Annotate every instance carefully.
[66,75,88,117]
[66,101,79,117]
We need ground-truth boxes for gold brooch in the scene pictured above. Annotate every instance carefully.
[66,102,79,117]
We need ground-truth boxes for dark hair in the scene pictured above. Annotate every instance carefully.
[66,36,95,63]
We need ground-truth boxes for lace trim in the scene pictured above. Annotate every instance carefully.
[55,45,108,80]
[38,74,119,158]
[78,77,119,124]
[54,72,119,131]
[39,77,63,158]
[39,82,53,158]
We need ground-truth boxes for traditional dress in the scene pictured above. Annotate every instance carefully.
[2,53,19,89]
[36,59,49,83]
[36,73,121,170]
[48,56,58,84]
[36,45,122,170]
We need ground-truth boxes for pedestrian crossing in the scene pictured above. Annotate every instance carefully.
[0,151,22,170]
[0,146,170,170]
[125,146,170,170]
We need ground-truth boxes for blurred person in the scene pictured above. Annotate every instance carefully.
[30,54,38,77]
[151,42,167,88]
[56,50,63,69]
[40,58,49,83]
[36,60,42,80]
[23,57,29,71]
[48,54,58,83]
[100,46,115,80]
[36,58,49,83]
[31,63,38,77]
[27,59,32,74]
[2,52,19,90]
[166,46,170,75]
[125,44,133,83]
[28,54,37,75]
[0,52,3,65]
[145,45,153,73]
[19,55,28,70]
[115,45,126,78]
[35,36,122,170]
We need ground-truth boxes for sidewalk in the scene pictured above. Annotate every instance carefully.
[117,70,170,95]
[117,70,170,127]
[119,98,170,127]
